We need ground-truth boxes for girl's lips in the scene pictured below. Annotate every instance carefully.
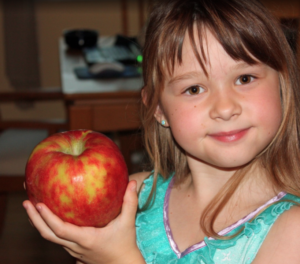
[209,128,250,142]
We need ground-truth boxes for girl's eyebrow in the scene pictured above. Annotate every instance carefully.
[231,61,261,70]
[167,71,203,86]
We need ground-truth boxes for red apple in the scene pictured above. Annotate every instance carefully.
[25,129,128,227]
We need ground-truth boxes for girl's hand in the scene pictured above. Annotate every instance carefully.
[23,180,145,264]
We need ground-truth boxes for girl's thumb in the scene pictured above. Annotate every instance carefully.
[120,180,138,225]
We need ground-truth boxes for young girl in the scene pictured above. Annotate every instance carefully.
[23,0,300,263]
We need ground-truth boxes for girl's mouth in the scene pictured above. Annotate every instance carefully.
[209,128,250,143]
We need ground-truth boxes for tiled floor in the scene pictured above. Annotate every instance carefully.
[0,191,75,264]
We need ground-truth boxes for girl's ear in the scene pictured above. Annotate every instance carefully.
[154,104,169,127]
[142,86,169,127]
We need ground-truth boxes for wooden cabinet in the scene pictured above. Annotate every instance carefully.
[69,98,141,132]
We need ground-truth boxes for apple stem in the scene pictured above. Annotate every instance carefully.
[72,141,84,156]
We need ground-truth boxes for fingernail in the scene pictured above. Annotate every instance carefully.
[36,205,42,211]
[130,181,137,192]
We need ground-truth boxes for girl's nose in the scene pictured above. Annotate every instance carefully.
[209,91,242,121]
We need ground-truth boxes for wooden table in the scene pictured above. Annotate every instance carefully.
[59,38,144,172]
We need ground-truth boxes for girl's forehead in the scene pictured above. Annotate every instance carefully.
[169,27,260,79]
[169,29,232,77]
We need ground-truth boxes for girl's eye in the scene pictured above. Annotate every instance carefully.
[236,75,255,85]
[185,85,204,95]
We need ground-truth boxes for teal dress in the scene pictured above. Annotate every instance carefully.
[135,173,300,264]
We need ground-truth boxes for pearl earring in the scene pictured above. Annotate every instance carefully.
[161,120,166,126]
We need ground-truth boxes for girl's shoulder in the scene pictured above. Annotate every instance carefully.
[129,171,152,191]
[252,198,300,263]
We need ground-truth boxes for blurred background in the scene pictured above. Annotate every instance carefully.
[0,0,299,263]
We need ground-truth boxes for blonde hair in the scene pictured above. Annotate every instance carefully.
[141,0,300,238]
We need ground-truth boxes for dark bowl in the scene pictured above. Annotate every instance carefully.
[64,29,99,49]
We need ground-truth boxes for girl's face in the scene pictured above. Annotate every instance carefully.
[155,29,282,170]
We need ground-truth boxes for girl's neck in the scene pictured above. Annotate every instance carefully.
[183,157,237,204]
[182,158,278,212]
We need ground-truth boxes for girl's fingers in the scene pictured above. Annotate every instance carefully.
[119,180,139,226]
[23,181,139,261]
[23,200,77,247]
[34,202,92,244]
[23,200,61,243]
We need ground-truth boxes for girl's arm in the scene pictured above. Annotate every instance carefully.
[252,206,300,263]
[23,178,146,264]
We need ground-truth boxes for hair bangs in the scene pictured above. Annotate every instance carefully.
[155,7,197,79]
[154,0,288,82]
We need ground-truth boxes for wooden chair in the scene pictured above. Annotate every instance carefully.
[0,89,68,235]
